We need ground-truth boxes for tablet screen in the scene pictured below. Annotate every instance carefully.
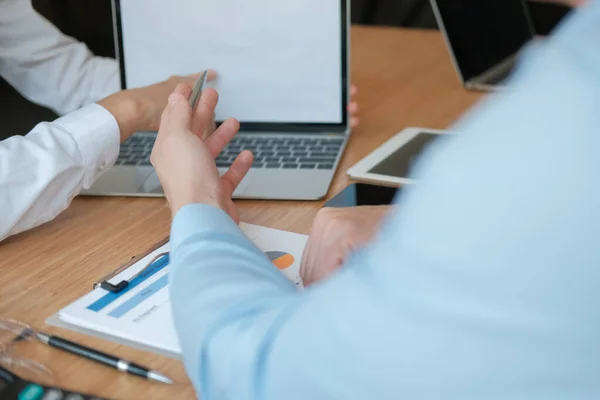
[324,183,399,208]
[434,0,534,81]
[368,132,440,178]
[117,0,344,124]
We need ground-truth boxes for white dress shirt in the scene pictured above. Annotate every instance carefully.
[0,0,121,241]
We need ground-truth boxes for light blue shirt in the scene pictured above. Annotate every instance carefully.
[170,3,600,399]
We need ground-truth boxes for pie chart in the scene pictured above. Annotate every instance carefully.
[266,251,295,270]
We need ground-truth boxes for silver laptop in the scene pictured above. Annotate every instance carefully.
[430,0,535,91]
[82,0,351,201]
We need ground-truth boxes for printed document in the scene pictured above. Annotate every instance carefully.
[51,223,307,357]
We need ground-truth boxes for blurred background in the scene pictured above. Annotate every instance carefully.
[1,0,570,139]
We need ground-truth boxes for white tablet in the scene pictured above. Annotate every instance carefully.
[347,127,448,187]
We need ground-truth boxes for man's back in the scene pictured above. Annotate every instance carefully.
[167,2,600,399]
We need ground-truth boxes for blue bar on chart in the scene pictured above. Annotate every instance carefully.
[87,254,170,312]
[108,275,169,318]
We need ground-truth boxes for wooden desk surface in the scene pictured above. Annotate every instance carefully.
[0,27,482,399]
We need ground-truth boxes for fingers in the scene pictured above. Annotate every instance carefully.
[347,86,359,128]
[301,207,375,286]
[162,83,193,135]
[221,150,253,196]
[300,208,332,285]
[206,118,240,158]
[205,69,218,82]
[174,81,193,98]
[299,238,313,283]
[347,102,358,114]
[191,88,219,140]
[206,118,217,141]
[183,69,218,83]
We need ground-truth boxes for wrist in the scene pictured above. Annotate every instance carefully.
[170,192,227,219]
[97,91,143,142]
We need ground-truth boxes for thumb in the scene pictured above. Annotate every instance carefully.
[165,85,193,134]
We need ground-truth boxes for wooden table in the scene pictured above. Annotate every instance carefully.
[0,27,482,399]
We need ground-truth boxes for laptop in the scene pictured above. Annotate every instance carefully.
[430,0,536,91]
[81,0,350,200]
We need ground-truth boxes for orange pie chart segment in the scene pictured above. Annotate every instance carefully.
[267,251,295,270]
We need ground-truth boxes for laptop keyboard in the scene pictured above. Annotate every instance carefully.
[116,135,344,170]
[217,136,342,170]
[116,136,154,166]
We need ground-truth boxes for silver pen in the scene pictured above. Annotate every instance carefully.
[188,70,209,110]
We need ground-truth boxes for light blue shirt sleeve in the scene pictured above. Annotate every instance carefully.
[170,3,600,399]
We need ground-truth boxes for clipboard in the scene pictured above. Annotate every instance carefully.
[45,223,308,358]
[46,236,179,358]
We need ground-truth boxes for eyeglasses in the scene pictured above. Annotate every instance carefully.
[0,319,55,385]
[93,252,169,293]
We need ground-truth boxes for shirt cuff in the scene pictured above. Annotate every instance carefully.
[53,103,120,187]
[171,204,248,252]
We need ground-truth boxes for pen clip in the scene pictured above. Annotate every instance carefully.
[93,237,169,293]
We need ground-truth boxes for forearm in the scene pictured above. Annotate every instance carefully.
[0,104,119,241]
[170,204,473,400]
[169,205,298,397]
[0,0,120,115]
[97,93,144,142]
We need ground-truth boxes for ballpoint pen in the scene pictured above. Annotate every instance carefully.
[189,70,209,110]
[35,331,173,384]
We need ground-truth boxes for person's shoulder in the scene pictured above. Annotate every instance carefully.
[549,1,600,42]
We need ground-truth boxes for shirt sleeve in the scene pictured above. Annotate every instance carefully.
[0,0,120,115]
[0,104,119,241]
[170,3,600,400]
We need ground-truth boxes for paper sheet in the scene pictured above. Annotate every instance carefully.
[54,223,307,356]
[119,0,343,123]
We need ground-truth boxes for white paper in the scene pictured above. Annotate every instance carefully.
[56,223,307,355]
[119,0,343,123]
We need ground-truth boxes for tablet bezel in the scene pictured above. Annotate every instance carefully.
[430,0,535,89]
[346,127,448,187]
[110,0,349,134]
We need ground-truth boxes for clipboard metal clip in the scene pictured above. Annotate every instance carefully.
[93,238,170,293]
[93,252,169,293]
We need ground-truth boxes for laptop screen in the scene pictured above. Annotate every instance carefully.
[113,0,347,129]
[432,0,535,83]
